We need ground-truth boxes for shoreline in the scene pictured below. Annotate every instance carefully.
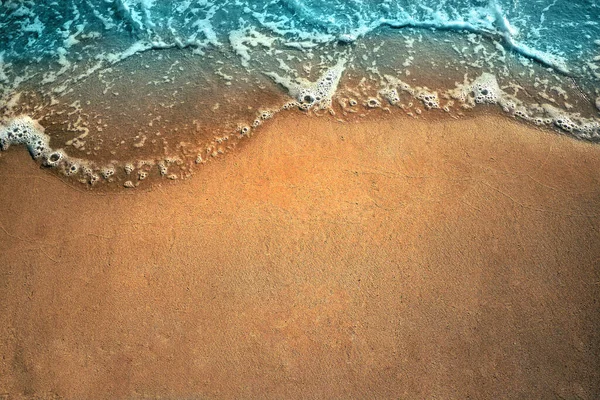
[2,105,598,193]
[1,113,600,399]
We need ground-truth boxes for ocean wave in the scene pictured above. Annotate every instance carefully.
[0,0,598,188]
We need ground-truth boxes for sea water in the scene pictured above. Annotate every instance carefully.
[0,0,599,187]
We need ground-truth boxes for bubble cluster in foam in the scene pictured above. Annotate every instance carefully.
[1,108,295,188]
[101,166,116,179]
[0,115,146,186]
[157,161,168,176]
[450,73,502,107]
[356,70,600,142]
[366,98,381,108]
[64,160,80,176]
[381,76,440,110]
[0,117,79,171]
[379,88,400,105]
[44,150,66,168]
[267,59,346,111]
[444,73,600,141]
[0,116,47,154]
[416,92,439,109]
[540,104,600,140]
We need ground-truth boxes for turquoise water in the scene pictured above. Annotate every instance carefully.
[0,0,599,187]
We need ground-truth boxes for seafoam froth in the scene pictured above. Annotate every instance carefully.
[266,59,346,112]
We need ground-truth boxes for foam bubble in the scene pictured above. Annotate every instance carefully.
[240,125,251,136]
[101,166,116,179]
[366,98,381,108]
[0,116,61,162]
[541,104,600,139]
[259,110,274,120]
[44,150,65,168]
[0,116,95,176]
[157,161,168,176]
[374,71,600,142]
[281,101,299,111]
[89,173,100,185]
[382,76,440,109]
[267,59,346,111]
[64,161,80,176]
[416,91,440,109]
[27,136,51,160]
[450,73,502,107]
[82,165,94,176]
[379,88,400,105]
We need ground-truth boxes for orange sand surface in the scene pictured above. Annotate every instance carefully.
[1,114,599,399]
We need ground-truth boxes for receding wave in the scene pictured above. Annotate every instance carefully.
[0,0,599,188]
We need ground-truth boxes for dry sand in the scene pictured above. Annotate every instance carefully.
[1,114,599,399]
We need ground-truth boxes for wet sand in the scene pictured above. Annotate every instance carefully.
[1,114,600,399]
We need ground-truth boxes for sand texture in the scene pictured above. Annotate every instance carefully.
[1,114,599,399]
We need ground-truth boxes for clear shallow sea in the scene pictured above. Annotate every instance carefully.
[0,0,599,187]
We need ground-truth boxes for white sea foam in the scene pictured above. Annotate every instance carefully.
[229,27,277,67]
[267,59,346,111]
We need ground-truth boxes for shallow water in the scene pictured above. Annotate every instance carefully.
[0,0,599,188]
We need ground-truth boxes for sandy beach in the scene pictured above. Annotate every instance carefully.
[1,114,599,399]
